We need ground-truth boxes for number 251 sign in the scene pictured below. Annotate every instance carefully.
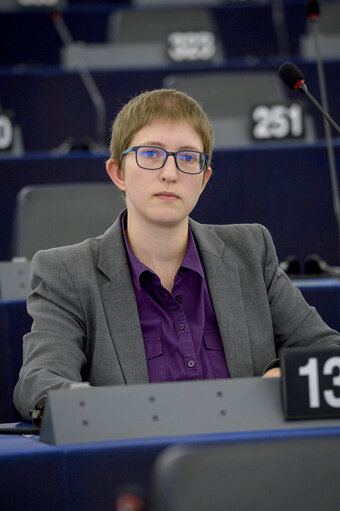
[281,348,340,420]
[251,103,304,141]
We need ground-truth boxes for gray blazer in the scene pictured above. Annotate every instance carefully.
[14,215,340,420]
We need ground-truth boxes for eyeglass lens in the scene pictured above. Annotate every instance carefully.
[136,147,204,173]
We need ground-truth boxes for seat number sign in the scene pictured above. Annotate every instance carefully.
[251,103,304,140]
[0,114,14,151]
[167,31,216,62]
[281,348,340,419]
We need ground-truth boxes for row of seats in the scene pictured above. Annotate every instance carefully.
[2,1,340,68]
[1,1,340,156]
[1,59,340,155]
[0,2,309,67]
[2,143,340,265]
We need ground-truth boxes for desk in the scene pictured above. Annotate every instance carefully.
[1,425,340,511]
[1,279,340,423]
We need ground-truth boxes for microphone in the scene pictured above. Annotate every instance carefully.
[304,0,340,268]
[279,255,301,276]
[278,62,340,134]
[307,0,320,21]
[279,59,340,267]
[305,254,340,277]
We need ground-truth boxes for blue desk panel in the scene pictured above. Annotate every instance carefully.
[0,426,340,511]
[0,300,32,422]
[1,60,340,152]
[0,434,65,510]
[1,142,340,264]
[294,278,340,330]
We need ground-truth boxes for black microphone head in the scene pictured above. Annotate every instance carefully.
[307,0,320,19]
[278,62,305,90]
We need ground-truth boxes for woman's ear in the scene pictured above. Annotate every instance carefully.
[106,159,126,192]
[201,166,212,191]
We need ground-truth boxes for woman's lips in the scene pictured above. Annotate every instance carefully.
[155,192,179,202]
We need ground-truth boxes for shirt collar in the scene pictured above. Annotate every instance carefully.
[121,212,205,291]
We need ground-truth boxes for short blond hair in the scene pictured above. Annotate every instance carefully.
[109,88,214,175]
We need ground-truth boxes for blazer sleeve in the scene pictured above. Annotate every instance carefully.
[259,224,340,353]
[13,248,87,421]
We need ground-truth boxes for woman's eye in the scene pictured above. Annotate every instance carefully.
[143,149,162,158]
[180,152,197,162]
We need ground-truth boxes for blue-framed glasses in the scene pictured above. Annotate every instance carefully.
[121,146,208,174]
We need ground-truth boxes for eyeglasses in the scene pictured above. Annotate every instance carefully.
[121,146,208,174]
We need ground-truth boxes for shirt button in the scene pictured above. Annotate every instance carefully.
[187,360,195,368]
[175,295,182,303]
[178,324,185,330]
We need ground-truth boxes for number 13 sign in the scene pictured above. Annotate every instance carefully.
[281,348,340,420]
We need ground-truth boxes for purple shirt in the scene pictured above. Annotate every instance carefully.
[122,215,230,382]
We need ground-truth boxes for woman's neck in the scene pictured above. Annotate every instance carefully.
[126,214,189,290]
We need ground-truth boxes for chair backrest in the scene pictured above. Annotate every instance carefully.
[165,71,287,118]
[107,7,225,66]
[11,182,124,260]
[151,435,340,511]
[109,7,219,43]
[163,71,316,147]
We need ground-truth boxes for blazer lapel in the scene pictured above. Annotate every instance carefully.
[97,215,149,385]
[190,219,254,377]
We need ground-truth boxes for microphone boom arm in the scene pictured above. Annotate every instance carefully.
[298,83,340,134]
[51,12,107,149]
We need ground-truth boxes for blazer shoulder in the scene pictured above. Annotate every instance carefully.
[189,220,276,269]
[208,222,269,237]
[32,235,102,269]
[201,222,273,250]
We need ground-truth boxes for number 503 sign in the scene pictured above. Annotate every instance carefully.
[281,348,340,420]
